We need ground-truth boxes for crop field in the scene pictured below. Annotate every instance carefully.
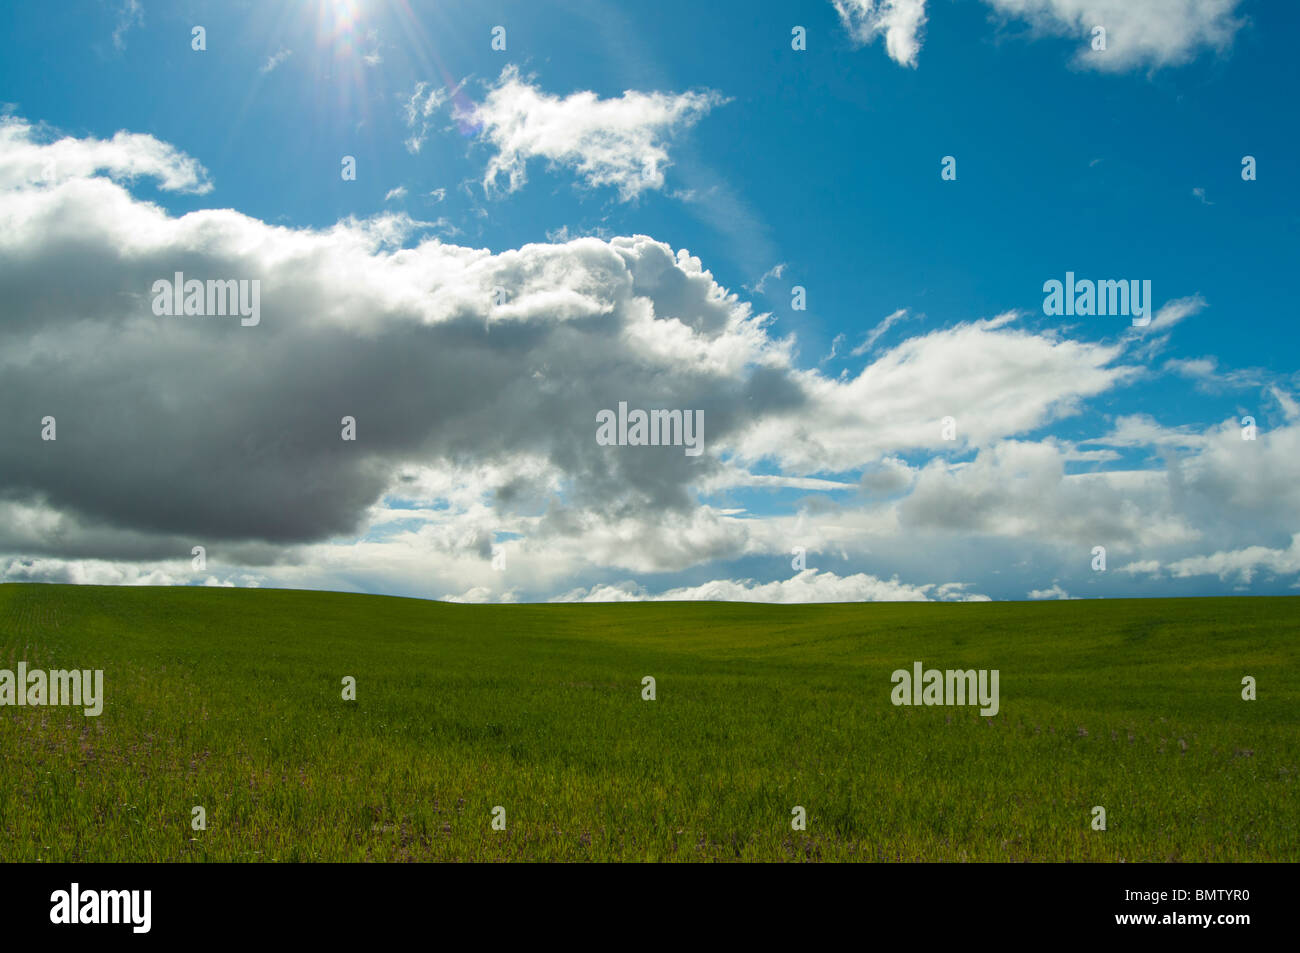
[0,582,1295,862]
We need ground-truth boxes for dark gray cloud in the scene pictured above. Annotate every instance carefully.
[0,128,804,556]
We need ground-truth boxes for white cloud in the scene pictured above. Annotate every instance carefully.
[1270,385,1300,422]
[1117,559,1161,576]
[2,115,1294,605]
[1165,534,1300,584]
[729,314,1137,472]
[1146,293,1206,332]
[833,0,928,67]
[1164,356,1217,379]
[0,116,212,194]
[401,82,450,154]
[1099,408,1300,522]
[544,223,611,243]
[981,0,1245,71]
[425,216,460,237]
[1,556,256,588]
[384,185,408,202]
[260,48,292,74]
[467,66,727,201]
[112,0,143,52]
[750,262,786,295]
[820,332,847,364]
[834,0,1246,72]
[897,439,1199,550]
[360,28,382,67]
[555,569,989,603]
[1027,583,1073,599]
[852,307,917,356]
[443,585,518,603]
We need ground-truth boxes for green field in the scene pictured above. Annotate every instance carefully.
[0,582,1296,862]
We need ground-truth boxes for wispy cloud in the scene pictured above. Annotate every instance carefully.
[260,48,292,74]
[401,82,452,154]
[852,307,918,356]
[111,0,143,52]
[362,29,382,66]
[821,333,847,364]
[750,262,786,295]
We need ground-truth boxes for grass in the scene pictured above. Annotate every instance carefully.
[0,582,1296,861]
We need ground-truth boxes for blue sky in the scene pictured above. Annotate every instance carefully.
[1,0,1298,602]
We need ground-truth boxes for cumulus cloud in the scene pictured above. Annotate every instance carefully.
[1,116,1294,605]
[891,398,1300,567]
[554,569,989,603]
[897,439,1198,550]
[1,555,257,588]
[730,314,1137,472]
[835,0,1245,72]
[833,0,928,67]
[0,116,790,565]
[1027,584,1073,599]
[1165,534,1300,584]
[982,0,1245,72]
[0,116,212,194]
[0,208,775,547]
[466,66,726,201]
[443,585,518,603]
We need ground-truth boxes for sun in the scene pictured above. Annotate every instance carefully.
[318,0,367,44]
